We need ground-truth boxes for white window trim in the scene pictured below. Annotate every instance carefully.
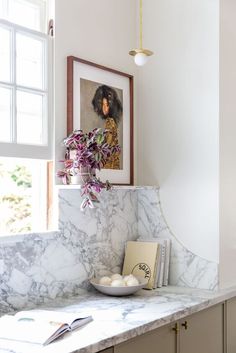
[0,18,53,160]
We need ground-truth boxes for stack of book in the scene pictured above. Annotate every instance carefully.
[122,238,171,289]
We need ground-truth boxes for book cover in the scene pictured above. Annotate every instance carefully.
[0,310,93,345]
[137,237,171,287]
[122,241,160,289]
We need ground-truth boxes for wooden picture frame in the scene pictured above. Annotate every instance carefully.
[67,56,134,185]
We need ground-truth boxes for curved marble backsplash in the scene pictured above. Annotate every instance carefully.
[0,187,218,313]
[137,189,218,290]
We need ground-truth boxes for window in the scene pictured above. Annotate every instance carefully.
[0,157,48,234]
[0,0,53,236]
[0,0,52,159]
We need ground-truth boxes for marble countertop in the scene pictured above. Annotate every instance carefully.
[0,285,236,353]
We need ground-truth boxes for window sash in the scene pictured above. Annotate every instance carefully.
[0,18,53,160]
[0,0,47,33]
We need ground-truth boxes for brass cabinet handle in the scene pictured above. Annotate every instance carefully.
[181,321,188,330]
[172,323,179,333]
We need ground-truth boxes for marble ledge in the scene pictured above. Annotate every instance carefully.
[0,285,236,353]
[56,184,159,190]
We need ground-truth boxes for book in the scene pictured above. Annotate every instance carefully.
[137,237,171,287]
[122,241,160,289]
[0,310,93,345]
[162,238,171,286]
[156,242,166,288]
[136,238,162,288]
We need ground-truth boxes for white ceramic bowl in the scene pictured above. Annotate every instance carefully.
[90,276,148,296]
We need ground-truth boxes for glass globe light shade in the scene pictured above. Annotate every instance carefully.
[134,52,148,66]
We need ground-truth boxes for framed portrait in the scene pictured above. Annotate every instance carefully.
[67,56,134,185]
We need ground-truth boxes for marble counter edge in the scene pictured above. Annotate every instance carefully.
[87,287,236,353]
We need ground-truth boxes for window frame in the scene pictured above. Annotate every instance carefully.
[0,17,53,160]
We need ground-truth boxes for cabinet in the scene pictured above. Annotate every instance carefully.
[114,303,224,353]
[226,297,236,353]
[99,349,114,353]
[114,321,177,353]
[179,303,224,353]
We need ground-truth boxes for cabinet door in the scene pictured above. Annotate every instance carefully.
[99,348,114,353]
[114,322,177,353]
[179,304,224,353]
[226,297,236,353]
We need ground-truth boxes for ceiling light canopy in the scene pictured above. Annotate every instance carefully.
[129,0,153,66]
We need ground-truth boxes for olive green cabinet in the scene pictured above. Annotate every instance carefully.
[226,297,236,353]
[179,303,224,353]
[110,303,224,353]
[114,321,177,353]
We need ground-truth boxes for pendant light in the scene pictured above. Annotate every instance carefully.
[129,0,153,66]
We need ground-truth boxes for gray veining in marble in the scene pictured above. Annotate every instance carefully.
[138,188,218,290]
[0,189,138,313]
[0,231,89,314]
[0,285,235,353]
[0,186,219,314]
[58,188,138,278]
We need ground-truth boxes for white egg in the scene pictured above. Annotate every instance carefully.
[123,274,135,283]
[111,279,126,287]
[99,276,112,286]
[126,277,139,286]
[110,273,123,281]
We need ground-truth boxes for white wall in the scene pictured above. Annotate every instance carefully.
[54,0,236,283]
[219,0,236,288]
[137,0,219,262]
[54,0,138,183]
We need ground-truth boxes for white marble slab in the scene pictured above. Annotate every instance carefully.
[0,189,138,313]
[0,285,235,353]
[58,188,138,278]
[0,186,219,314]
